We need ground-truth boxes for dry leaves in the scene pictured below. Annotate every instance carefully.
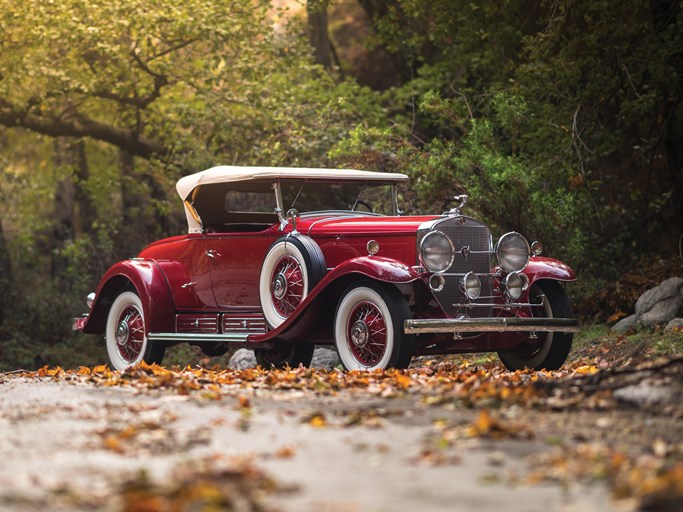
[466,409,534,440]
[4,351,682,510]
[529,442,683,509]
[117,456,290,512]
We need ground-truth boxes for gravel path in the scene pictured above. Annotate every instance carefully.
[0,378,617,512]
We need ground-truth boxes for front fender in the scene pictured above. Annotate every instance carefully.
[249,256,420,344]
[325,256,421,284]
[83,259,175,335]
[524,257,576,283]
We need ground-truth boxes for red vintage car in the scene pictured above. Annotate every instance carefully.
[74,166,579,371]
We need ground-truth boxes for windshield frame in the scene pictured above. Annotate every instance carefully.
[273,179,399,227]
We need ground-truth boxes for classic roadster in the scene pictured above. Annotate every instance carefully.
[74,166,579,371]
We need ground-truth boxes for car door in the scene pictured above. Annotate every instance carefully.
[204,232,273,308]
[156,235,217,310]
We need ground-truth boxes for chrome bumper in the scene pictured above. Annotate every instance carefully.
[404,317,580,335]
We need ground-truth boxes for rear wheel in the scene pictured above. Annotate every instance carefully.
[334,281,414,370]
[105,291,165,371]
[498,280,574,371]
[254,344,315,369]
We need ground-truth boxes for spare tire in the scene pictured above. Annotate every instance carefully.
[259,234,326,328]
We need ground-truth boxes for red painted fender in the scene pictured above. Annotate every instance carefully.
[324,256,421,284]
[249,256,420,343]
[524,257,576,283]
[82,259,175,335]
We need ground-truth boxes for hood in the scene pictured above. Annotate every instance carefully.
[300,215,439,237]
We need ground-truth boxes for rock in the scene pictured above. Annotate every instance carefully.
[665,318,683,333]
[611,314,637,334]
[311,347,341,370]
[613,382,677,407]
[635,277,683,316]
[227,346,340,370]
[638,295,683,328]
[228,348,257,370]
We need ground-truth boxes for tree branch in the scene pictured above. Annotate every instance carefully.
[0,99,165,159]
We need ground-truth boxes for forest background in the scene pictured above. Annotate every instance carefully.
[0,0,681,370]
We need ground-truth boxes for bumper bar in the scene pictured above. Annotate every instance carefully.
[404,317,580,335]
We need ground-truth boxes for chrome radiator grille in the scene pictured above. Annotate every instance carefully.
[419,216,493,319]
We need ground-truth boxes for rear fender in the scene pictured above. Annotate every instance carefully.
[83,259,175,335]
[524,257,576,284]
[249,256,420,343]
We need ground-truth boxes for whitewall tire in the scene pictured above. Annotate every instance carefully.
[334,281,414,371]
[105,291,164,371]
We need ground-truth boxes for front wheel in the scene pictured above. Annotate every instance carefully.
[105,291,165,371]
[498,280,574,371]
[254,344,315,369]
[334,281,414,370]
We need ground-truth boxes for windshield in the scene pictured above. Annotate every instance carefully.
[187,178,400,232]
[280,180,396,215]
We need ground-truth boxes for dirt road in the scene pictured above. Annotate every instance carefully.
[3,361,678,512]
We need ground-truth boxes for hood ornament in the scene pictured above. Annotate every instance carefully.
[448,195,468,216]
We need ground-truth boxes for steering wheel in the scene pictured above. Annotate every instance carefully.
[348,200,374,213]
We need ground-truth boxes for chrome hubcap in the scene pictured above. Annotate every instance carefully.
[350,320,369,348]
[272,272,288,300]
[116,320,129,346]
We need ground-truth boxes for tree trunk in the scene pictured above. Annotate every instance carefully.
[0,220,8,327]
[650,0,683,231]
[51,139,78,278]
[119,150,172,255]
[307,0,333,69]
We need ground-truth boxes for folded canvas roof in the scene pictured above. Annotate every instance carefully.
[176,165,409,201]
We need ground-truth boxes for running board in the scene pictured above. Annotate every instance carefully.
[148,332,251,343]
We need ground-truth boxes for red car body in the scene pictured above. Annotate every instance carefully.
[75,166,579,371]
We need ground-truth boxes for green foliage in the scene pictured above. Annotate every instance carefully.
[332,0,682,280]
[1,0,681,369]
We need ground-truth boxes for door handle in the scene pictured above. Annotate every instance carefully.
[206,250,221,258]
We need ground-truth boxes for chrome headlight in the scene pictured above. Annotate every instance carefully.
[420,231,454,273]
[496,232,530,273]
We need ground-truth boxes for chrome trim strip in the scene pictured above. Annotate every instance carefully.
[148,333,250,343]
[451,301,537,308]
[404,317,580,334]
[440,272,499,277]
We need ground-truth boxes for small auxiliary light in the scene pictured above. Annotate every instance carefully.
[367,240,380,256]
[429,274,446,292]
[531,240,543,256]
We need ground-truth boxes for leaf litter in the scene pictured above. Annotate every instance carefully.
[2,347,682,510]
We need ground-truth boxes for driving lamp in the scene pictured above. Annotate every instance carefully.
[504,272,527,300]
[463,271,481,300]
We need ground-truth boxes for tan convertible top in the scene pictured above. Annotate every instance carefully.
[176,165,410,233]
[176,165,409,201]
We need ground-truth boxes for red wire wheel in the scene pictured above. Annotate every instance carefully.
[270,254,305,317]
[114,304,145,363]
[345,300,388,367]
